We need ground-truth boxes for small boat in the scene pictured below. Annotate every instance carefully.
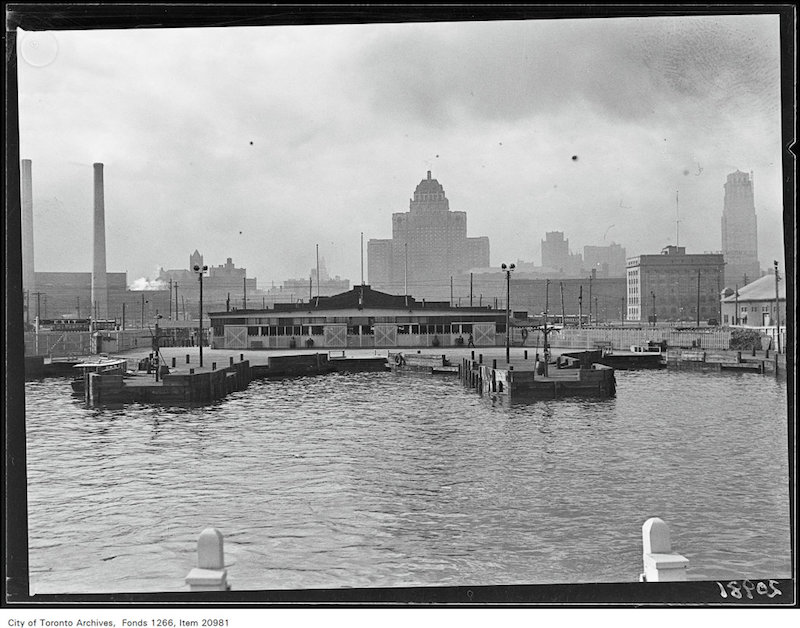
[598,343,666,369]
[70,357,129,393]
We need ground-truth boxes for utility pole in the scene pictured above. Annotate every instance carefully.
[243,276,247,310]
[696,269,701,327]
[594,296,599,324]
[588,275,593,324]
[174,282,179,321]
[560,282,565,326]
[578,285,583,329]
[404,243,409,308]
[450,276,453,307]
[470,272,473,307]
[774,260,781,353]
[734,284,739,325]
[169,279,173,320]
[122,302,126,330]
[32,291,43,321]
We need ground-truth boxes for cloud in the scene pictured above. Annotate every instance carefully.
[16,14,785,288]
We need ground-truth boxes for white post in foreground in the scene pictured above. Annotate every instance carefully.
[640,517,689,582]
[185,528,230,591]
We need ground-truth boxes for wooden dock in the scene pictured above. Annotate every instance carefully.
[458,351,616,399]
[75,352,390,406]
[665,349,780,375]
[388,352,456,374]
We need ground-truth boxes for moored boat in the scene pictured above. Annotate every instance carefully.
[70,357,129,394]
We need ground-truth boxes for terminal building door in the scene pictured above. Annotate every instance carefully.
[473,323,495,346]
[324,324,347,348]
[374,324,397,347]
[224,326,248,349]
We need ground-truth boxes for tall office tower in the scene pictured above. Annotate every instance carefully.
[368,171,490,297]
[721,170,760,287]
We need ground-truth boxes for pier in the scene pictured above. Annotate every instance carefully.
[69,348,391,406]
[457,350,616,399]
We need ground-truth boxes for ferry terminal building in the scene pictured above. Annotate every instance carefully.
[209,285,512,350]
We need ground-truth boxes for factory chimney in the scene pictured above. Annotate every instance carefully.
[92,163,109,320]
[21,159,35,293]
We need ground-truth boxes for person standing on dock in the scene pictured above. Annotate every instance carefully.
[467,333,475,348]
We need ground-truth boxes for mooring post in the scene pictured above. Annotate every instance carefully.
[640,517,689,582]
[212,362,216,371]
[479,354,483,364]
[492,359,497,369]
[240,353,244,362]
[229,356,234,367]
[185,528,230,591]
[186,354,190,364]
[172,357,176,368]
[524,350,528,360]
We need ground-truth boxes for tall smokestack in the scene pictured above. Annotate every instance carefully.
[92,162,108,320]
[21,159,34,293]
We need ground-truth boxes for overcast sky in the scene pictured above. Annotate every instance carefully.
[16,13,785,289]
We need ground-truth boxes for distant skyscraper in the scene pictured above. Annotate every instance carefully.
[721,170,760,287]
[368,171,490,297]
[541,231,583,276]
[584,242,627,277]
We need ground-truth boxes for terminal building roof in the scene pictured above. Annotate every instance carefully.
[209,284,496,316]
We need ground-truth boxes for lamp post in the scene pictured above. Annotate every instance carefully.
[651,291,656,328]
[194,263,208,367]
[501,262,515,363]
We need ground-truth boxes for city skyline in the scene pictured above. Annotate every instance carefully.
[16,13,785,289]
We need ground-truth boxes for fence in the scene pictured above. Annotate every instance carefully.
[542,328,733,351]
[24,328,210,358]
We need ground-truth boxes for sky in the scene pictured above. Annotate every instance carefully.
[15,12,786,290]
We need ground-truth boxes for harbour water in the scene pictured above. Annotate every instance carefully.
[24,368,790,594]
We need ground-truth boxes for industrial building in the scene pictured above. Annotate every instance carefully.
[626,246,725,324]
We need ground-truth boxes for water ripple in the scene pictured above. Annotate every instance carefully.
[23,370,790,593]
